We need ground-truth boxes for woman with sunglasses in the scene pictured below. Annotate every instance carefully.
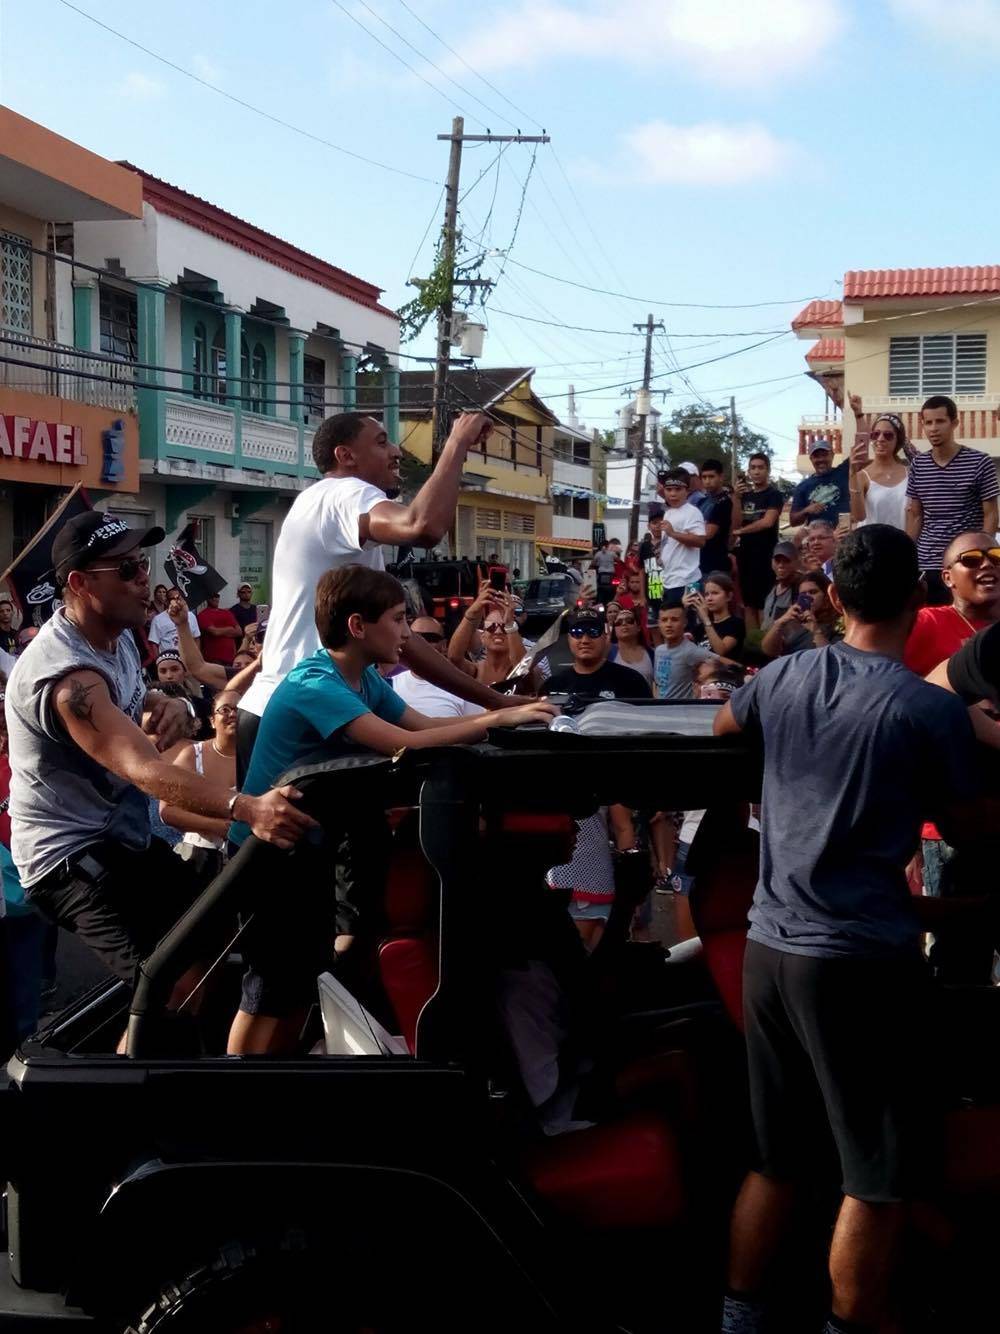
[848,393,911,530]
[608,606,654,687]
[160,690,240,885]
[760,569,842,659]
[447,579,526,685]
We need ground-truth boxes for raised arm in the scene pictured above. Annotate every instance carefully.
[54,670,317,848]
[362,412,492,547]
[446,580,496,676]
[168,597,228,689]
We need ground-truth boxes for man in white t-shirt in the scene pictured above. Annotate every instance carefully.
[148,586,200,653]
[392,617,485,718]
[656,468,707,601]
[238,411,520,773]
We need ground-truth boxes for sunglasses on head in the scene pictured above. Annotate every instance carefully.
[569,624,604,639]
[483,622,508,634]
[951,548,1000,570]
[417,630,445,643]
[83,553,151,581]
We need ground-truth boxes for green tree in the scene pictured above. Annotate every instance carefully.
[660,407,772,474]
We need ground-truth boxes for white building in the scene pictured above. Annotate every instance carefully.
[71,165,400,599]
[602,401,661,546]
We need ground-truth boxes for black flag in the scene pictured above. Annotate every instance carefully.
[1,484,92,628]
[163,523,226,608]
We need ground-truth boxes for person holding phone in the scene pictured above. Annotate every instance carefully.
[760,570,842,659]
[447,579,526,684]
[685,572,746,658]
[848,394,909,531]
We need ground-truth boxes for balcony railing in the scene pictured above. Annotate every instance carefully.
[0,327,135,412]
[163,396,316,479]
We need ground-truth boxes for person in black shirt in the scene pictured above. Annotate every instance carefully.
[685,571,745,658]
[0,598,18,656]
[699,458,733,576]
[229,583,258,633]
[732,453,784,631]
[541,606,651,700]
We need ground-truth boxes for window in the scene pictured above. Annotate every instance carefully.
[193,322,209,398]
[476,507,502,531]
[99,286,137,361]
[187,515,215,567]
[0,229,32,333]
[573,440,590,467]
[241,337,268,413]
[303,355,325,420]
[211,327,227,402]
[504,511,535,535]
[553,494,570,518]
[888,333,987,397]
[572,496,589,520]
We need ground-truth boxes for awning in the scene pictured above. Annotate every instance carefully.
[534,535,592,552]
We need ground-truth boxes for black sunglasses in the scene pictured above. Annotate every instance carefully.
[951,548,1000,570]
[84,553,151,582]
[569,624,604,639]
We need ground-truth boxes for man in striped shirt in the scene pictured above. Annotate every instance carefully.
[906,395,998,604]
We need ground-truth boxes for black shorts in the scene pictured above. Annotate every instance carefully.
[743,939,937,1203]
[237,817,391,1019]
[27,838,201,986]
[735,552,773,611]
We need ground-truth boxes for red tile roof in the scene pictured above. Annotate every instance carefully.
[844,267,1000,300]
[119,163,398,320]
[805,338,844,362]
[791,299,842,330]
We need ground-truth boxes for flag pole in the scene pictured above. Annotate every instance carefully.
[0,483,87,591]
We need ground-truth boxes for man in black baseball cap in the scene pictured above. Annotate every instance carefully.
[4,512,318,1038]
[541,606,652,701]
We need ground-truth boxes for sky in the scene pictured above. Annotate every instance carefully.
[2,0,999,475]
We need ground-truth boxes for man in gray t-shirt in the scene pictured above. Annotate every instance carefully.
[5,511,316,999]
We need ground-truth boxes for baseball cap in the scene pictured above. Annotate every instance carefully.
[809,439,833,456]
[566,606,607,633]
[773,540,797,559]
[679,460,700,476]
[53,512,164,581]
[237,582,254,593]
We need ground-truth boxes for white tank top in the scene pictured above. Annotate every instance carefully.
[181,741,231,851]
[861,476,907,530]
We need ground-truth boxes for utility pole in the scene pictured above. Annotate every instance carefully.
[629,312,665,544]
[729,395,740,487]
[429,122,551,460]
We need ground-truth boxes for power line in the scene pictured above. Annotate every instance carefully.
[482,147,538,308]
[405,186,445,284]
[350,0,517,130]
[503,258,824,309]
[489,307,786,338]
[328,0,473,120]
[393,0,547,131]
[54,0,441,186]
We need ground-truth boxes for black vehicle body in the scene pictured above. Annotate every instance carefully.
[3,713,1000,1331]
[388,559,485,635]
[519,574,576,632]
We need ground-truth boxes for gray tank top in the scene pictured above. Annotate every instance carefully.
[6,610,151,887]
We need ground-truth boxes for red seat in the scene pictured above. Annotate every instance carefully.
[521,1110,686,1229]
[378,936,438,1053]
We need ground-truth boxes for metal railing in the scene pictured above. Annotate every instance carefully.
[0,327,135,411]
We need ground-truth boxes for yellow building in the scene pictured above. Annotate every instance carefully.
[398,367,555,573]
[792,269,1000,472]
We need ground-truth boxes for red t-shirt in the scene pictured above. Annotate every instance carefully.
[904,605,992,840]
[196,607,241,665]
[903,605,992,678]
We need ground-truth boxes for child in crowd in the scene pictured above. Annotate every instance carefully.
[653,603,716,699]
[228,565,554,1056]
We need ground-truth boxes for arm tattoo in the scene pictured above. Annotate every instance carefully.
[67,679,100,731]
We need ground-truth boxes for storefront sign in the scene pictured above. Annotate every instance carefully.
[0,415,87,465]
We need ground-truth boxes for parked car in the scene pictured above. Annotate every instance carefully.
[518,573,576,632]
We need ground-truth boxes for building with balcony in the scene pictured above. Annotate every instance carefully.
[68,163,400,600]
[398,367,555,575]
[791,270,1000,476]
[0,105,143,572]
[537,389,601,560]
[602,400,662,545]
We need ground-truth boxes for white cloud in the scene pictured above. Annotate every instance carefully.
[580,119,799,186]
[448,0,844,86]
[118,71,164,100]
[890,0,1000,52]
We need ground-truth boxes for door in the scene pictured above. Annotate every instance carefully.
[239,520,272,602]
